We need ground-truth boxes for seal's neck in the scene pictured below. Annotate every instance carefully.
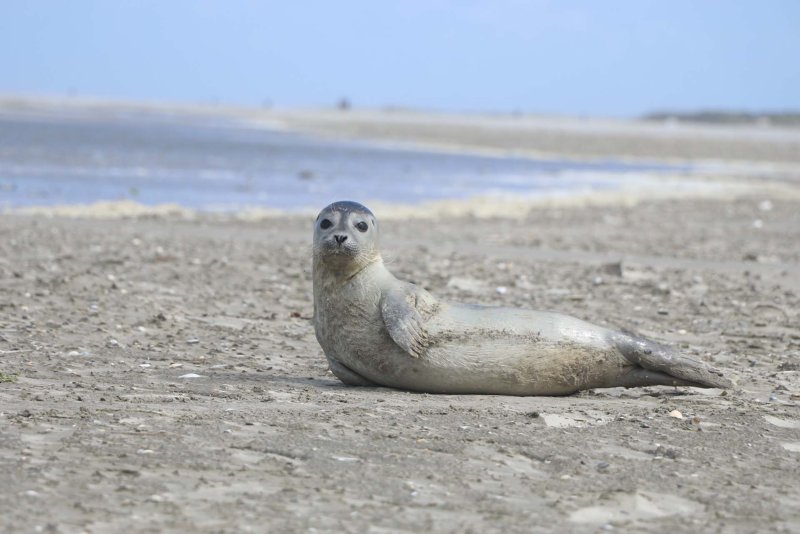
[312,254,386,290]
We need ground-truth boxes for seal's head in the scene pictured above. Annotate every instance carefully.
[313,201,380,277]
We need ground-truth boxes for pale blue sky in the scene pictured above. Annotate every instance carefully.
[1,1,798,116]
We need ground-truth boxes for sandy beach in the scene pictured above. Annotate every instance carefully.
[1,101,800,532]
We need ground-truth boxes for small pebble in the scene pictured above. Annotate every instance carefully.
[669,410,683,419]
[495,286,508,295]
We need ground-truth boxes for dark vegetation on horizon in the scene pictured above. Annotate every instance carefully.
[642,110,800,126]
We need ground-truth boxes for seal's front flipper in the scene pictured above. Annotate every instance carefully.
[380,285,437,358]
[327,356,377,387]
[612,333,733,389]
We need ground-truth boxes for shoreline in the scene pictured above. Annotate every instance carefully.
[3,95,800,218]
[4,174,798,220]
[261,108,800,171]
[4,94,800,167]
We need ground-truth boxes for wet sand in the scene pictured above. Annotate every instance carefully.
[1,100,800,532]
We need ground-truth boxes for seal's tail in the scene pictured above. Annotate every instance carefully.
[611,333,733,389]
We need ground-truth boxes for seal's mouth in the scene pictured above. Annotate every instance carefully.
[319,238,357,257]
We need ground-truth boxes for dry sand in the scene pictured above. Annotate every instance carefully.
[1,101,800,533]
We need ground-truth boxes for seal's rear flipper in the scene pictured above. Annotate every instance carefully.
[611,333,733,389]
[614,368,707,389]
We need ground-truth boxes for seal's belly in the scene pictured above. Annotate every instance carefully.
[318,295,629,395]
[373,304,627,395]
[407,340,626,395]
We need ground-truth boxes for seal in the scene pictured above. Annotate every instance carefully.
[312,201,732,395]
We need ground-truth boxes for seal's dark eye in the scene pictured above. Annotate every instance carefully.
[320,219,333,229]
[355,221,368,232]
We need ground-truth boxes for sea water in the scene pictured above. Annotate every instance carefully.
[0,110,693,211]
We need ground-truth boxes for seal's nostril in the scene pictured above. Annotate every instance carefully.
[334,235,347,244]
